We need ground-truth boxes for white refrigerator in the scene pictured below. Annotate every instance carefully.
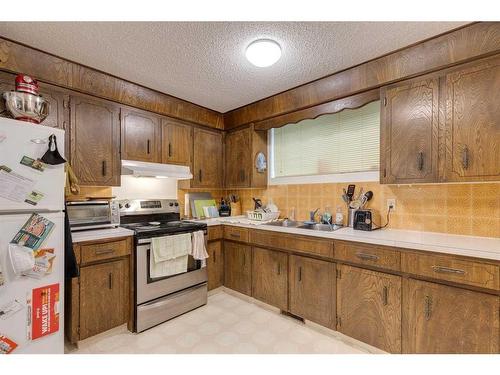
[0,117,65,354]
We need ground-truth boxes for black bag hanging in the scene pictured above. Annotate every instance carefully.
[40,134,66,165]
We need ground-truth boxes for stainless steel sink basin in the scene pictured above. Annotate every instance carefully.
[296,223,343,232]
[266,220,300,228]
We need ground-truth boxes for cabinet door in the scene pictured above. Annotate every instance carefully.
[161,118,193,166]
[403,279,499,354]
[223,241,251,295]
[289,255,336,329]
[380,77,439,183]
[252,247,288,310]
[70,95,120,186]
[192,128,223,188]
[79,259,128,340]
[225,127,251,187]
[121,108,161,163]
[337,265,402,353]
[444,55,500,182]
[207,240,224,290]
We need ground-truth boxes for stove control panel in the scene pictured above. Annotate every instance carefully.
[117,199,180,215]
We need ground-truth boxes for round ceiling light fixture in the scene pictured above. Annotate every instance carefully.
[245,39,282,67]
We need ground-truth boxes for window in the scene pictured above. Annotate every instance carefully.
[269,100,380,184]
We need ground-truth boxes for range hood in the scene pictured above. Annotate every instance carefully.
[121,160,193,179]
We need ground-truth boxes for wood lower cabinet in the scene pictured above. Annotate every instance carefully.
[207,240,224,290]
[381,76,439,184]
[161,118,193,166]
[191,128,223,188]
[252,247,288,310]
[403,278,500,354]
[121,107,161,163]
[70,95,120,186]
[444,54,500,182]
[337,265,402,353]
[289,255,336,329]
[79,259,129,340]
[224,241,252,295]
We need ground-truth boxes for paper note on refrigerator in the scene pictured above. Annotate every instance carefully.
[26,283,60,340]
[10,213,55,250]
[0,167,35,203]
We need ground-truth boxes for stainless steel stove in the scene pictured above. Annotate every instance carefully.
[118,199,208,333]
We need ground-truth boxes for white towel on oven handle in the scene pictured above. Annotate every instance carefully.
[191,230,208,262]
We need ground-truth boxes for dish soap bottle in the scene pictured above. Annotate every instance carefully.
[335,206,344,226]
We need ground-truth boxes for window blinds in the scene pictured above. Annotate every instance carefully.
[271,101,380,178]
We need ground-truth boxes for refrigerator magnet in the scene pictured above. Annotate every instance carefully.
[0,334,18,354]
[26,283,60,340]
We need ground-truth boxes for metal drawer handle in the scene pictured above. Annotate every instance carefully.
[424,295,433,320]
[355,252,379,261]
[95,248,115,255]
[418,151,424,171]
[431,265,466,275]
[462,146,469,170]
[230,233,241,238]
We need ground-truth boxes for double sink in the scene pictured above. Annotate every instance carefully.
[266,219,342,232]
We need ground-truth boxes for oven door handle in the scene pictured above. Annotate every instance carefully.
[139,284,206,310]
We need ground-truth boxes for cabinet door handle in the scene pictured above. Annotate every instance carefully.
[431,265,466,275]
[147,139,151,154]
[242,253,246,267]
[213,251,216,263]
[199,169,202,182]
[277,263,281,275]
[95,248,115,255]
[382,286,388,306]
[424,295,433,320]
[355,252,379,261]
[108,272,113,290]
[230,233,241,238]
[168,142,172,157]
[101,160,107,176]
[298,266,302,282]
[462,146,469,170]
[240,170,245,182]
[418,151,424,171]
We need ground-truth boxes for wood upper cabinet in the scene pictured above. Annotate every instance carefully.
[121,107,161,163]
[444,54,500,182]
[225,127,251,187]
[161,118,193,166]
[403,279,499,354]
[337,265,402,353]
[225,125,267,188]
[79,259,128,340]
[70,95,120,186]
[289,255,336,329]
[207,240,224,291]
[224,241,252,296]
[191,128,223,188]
[380,76,439,184]
[252,247,288,310]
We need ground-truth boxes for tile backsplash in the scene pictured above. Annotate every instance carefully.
[226,182,500,238]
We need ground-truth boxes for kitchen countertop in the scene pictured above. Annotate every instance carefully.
[71,227,135,243]
[187,216,500,262]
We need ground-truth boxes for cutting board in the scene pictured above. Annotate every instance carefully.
[193,199,217,218]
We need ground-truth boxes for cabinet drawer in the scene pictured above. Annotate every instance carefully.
[251,230,333,258]
[207,225,223,241]
[81,238,131,265]
[401,252,499,290]
[223,226,249,242]
[334,241,400,272]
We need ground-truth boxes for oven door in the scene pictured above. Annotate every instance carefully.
[136,235,208,305]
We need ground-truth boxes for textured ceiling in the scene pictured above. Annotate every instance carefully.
[0,22,467,112]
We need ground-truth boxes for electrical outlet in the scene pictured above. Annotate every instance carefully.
[387,198,396,211]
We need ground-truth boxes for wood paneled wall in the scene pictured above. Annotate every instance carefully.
[0,37,223,129]
[224,22,500,129]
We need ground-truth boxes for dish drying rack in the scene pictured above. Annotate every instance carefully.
[246,210,280,221]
